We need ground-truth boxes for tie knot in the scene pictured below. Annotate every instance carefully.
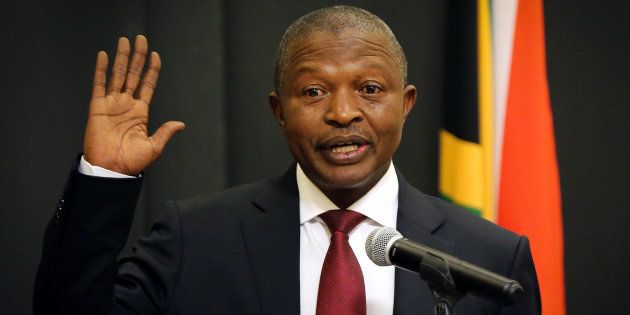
[319,210,366,234]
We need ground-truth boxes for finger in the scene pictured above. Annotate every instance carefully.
[92,51,108,99]
[138,52,161,105]
[107,37,131,94]
[149,121,186,155]
[124,35,148,95]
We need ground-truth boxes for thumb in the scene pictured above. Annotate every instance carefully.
[150,121,186,155]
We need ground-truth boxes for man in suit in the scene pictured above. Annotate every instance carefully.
[34,5,541,314]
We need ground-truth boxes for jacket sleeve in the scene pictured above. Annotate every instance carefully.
[499,236,542,315]
[33,166,184,314]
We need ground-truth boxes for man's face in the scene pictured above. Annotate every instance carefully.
[270,29,416,199]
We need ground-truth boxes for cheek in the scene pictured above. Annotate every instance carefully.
[282,108,319,149]
[370,102,406,135]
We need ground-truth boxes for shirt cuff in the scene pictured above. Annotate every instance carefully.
[78,155,138,178]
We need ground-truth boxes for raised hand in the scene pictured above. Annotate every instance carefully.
[83,35,185,175]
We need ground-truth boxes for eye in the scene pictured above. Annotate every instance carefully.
[303,87,326,97]
[360,84,382,95]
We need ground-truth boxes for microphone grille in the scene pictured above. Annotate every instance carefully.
[365,227,402,266]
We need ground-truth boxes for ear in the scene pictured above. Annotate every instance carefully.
[269,91,285,128]
[402,85,417,121]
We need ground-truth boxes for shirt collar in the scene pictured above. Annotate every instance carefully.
[296,162,399,228]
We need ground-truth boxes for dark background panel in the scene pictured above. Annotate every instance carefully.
[140,0,227,229]
[0,0,148,311]
[0,1,628,314]
[544,1,630,313]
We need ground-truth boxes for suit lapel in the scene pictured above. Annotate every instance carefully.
[394,170,455,314]
[241,166,301,314]
[239,166,456,314]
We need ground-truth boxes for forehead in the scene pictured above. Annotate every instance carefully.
[286,29,398,74]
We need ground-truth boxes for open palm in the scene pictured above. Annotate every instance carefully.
[83,36,185,175]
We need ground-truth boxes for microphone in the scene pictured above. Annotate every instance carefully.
[365,227,524,305]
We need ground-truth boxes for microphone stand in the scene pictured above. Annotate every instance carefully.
[417,252,465,315]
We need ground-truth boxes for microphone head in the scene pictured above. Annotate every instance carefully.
[365,227,403,266]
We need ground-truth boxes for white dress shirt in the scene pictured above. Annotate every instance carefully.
[297,163,398,315]
[78,157,399,314]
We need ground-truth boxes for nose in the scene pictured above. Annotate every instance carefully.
[324,89,363,127]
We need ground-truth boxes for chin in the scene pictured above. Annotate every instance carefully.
[318,165,379,190]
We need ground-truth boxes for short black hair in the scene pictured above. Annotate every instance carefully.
[273,5,408,93]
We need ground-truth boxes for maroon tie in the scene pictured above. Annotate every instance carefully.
[316,210,367,315]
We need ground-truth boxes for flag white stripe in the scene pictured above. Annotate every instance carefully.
[491,0,519,208]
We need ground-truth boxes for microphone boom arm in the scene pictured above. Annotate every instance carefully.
[394,239,463,315]
[390,238,524,307]
[366,227,525,314]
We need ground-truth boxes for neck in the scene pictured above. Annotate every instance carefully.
[320,185,374,209]
[315,164,390,209]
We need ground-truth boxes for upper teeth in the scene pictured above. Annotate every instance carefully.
[332,144,358,153]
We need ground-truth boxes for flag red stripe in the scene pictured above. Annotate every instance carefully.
[498,0,565,314]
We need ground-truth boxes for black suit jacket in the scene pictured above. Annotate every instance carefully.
[34,164,540,314]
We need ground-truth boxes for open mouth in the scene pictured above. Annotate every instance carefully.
[319,135,371,163]
[331,143,359,154]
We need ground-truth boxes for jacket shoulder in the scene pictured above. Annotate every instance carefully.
[423,194,525,269]
[428,194,520,239]
[169,180,272,220]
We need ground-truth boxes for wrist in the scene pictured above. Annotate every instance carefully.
[79,155,138,178]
